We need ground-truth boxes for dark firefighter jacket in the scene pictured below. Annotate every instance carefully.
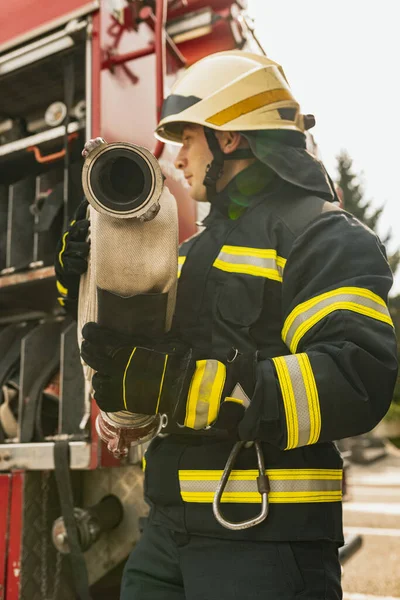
[143,168,398,543]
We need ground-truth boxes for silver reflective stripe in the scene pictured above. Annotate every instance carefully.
[283,287,393,353]
[181,478,341,494]
[226,383,251,408]
[272,354,321,450]
[179,468,342,504]
[178,256,186,278]
[184,360,226,429]
[213,246,286,281]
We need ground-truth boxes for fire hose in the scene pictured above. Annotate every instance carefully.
[79,139,178,457]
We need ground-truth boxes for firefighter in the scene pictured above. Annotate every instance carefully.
[57,51,398,599]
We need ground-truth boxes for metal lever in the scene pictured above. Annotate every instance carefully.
[213,440,269,531]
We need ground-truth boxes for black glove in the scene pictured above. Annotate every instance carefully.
[55,199,90,317]
[81,322,193,416]
[82,322,256,437]
[212,351,257,436]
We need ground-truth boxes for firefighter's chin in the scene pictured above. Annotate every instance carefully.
[189,178,208,203]
[96,410,167,458]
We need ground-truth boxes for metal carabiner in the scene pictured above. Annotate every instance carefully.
[212,440,270,531]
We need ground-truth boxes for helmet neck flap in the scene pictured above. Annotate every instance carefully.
[203,127,254,202]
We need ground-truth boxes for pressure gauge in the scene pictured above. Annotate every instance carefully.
[44,101,67,127]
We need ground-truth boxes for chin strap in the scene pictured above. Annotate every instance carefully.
[203,128,254,202]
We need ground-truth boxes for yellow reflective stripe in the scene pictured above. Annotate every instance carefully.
[206,88,293,127]
[225,396,245,406]
[213,246,286,281]
[292,302,392,353]
[181,491,342,504]
[123,347,137,410]
[213,259,282,280]
[221,246,286,261]
[179,468,342,504]
[184,360,226,429]
[272,356,298,449]
[57,297,65,307]
[185,363,203,428]
[178,256,186,278]
[56,280,68,296]
[155,355,168,414]
[272,354,321,449]
[282,286,393,353]
[179,468,342,481]
[298,353,321,445]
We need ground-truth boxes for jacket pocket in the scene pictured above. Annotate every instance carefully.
[217,277,265,327]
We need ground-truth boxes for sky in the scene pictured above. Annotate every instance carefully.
[247,0,400,293]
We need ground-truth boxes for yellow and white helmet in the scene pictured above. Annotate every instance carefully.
[155,50,307,144]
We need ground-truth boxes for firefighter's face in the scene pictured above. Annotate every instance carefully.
[174,124,213,202]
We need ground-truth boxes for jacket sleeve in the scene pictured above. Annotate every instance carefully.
[238,211,398,449]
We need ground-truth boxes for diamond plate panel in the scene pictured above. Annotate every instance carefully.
[83,465,149,585]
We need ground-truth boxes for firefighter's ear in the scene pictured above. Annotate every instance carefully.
[216,131,243,155]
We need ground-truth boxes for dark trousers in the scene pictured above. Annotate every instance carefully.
[120,521,342,600]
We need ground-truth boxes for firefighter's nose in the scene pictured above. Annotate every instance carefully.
[174,148,186,170]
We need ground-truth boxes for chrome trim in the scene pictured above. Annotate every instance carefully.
[0,441,91,471]
[0,25,78,67]
[0,121,82,157]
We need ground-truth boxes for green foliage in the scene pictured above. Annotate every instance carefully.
[336,151,400,274]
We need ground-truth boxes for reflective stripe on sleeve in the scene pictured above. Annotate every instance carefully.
[178,256,186,278]
[184,360,226,429]
[179,468,342,503]
[272,354,321,450]
[213,246,286,281]
[282,286,393,353]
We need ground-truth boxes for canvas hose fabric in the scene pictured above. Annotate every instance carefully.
[77,187,178,385]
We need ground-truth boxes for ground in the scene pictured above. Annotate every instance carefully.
[342,444,400,599]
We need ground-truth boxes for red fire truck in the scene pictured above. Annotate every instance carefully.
[0,1,265,598]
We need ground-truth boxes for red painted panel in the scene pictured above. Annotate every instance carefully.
[175,17,237,67]
[0,0,98,49]
[0,475,11,600]
[6,472,23,600]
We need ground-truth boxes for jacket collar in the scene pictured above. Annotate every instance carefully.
[203,161,276,223]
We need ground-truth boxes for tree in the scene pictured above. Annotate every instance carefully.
[336,150,400,274]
